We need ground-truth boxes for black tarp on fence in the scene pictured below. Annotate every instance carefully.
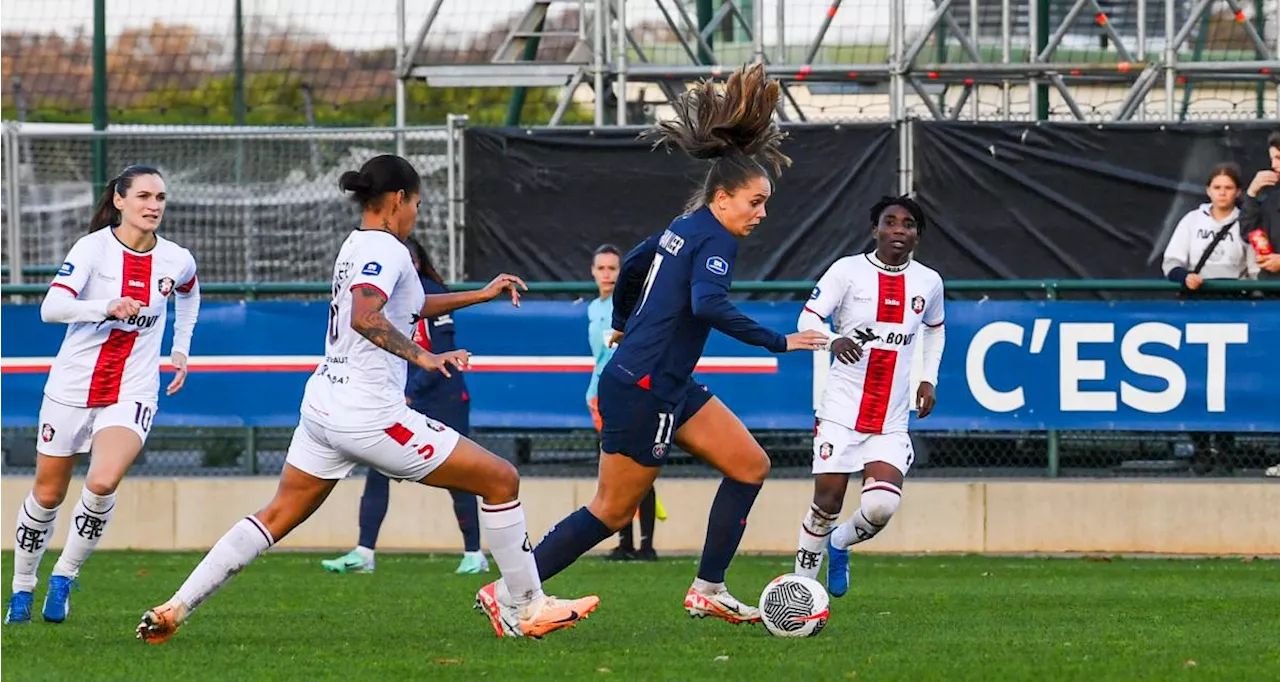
[465,122,1277,282]
[464,124,898,282]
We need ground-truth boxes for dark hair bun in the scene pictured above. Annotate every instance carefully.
[339,170,372,194]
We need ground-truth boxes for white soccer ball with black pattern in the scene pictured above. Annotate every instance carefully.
[758,574,829,637]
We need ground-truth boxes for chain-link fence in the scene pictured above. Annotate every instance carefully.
[1,125,463,286]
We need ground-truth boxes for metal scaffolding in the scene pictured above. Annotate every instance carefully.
[392,0,1278,123]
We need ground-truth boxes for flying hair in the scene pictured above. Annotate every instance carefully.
[640,63,791,212]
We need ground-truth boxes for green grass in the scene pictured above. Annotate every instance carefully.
[3,552,1278,681]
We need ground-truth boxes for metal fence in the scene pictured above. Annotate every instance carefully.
[1,121,469,287]
[3,279,1276,480]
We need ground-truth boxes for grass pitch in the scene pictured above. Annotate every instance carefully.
[3,552,1277,681]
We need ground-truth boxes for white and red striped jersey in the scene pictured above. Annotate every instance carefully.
[805,254,945,435]
[301,229,425,432]
[45,227,199,407]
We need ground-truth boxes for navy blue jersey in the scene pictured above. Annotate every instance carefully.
[606,206,787,403]
[406,277,469,410]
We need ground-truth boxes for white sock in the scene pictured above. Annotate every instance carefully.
[174,516,275,613]
[831,481,902,550]
[795,504,838,579]
[480,501,543,611]
[51,489,116,580]
[11,494,58,593]
[692,578,725,595]
[354,546,375,561]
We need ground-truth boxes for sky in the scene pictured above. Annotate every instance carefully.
[0,0,938,51]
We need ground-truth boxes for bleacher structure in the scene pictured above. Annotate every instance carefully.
[396,0,1278,124]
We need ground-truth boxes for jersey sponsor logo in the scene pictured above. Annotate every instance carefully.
[706,256,730,276]
[884,297,902,307]
[58,262,75,277]
[158,277,175,297]
[911,295,925,314]
[883,331,916,346]
[40,423,55,443]
[809,286,821,300]
[658,229,685,256]
[854,327,882,345]
[361,261,382,276]
[120,313,161,329]
[818,442,833,460]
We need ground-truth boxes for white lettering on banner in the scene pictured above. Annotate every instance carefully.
[966,321,1026,412]
[1186,323,1249,412]
[1060,323,1117,412]
[966,320,1250,414]
[1120,323,1184,414]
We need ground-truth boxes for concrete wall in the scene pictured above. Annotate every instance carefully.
[3,477,1277,555]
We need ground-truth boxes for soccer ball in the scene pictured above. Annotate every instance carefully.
[758,574,829,637]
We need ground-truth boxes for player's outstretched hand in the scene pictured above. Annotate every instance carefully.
[786,330,830,352]
[108,296,143,320]
[830,337,863,365]
[916,381,936,418]
[422,349,471,378]
[166,351,189,396]
[482,273,528,308]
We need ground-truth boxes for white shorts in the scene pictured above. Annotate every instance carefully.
[284,407,461,481]
[36,396,157,457]
[812,419,914,476]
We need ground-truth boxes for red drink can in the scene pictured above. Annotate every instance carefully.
[1247,228,1274,256]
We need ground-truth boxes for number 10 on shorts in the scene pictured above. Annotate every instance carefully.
[134,402,153,432]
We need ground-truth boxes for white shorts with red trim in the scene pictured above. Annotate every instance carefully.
[285,406,461,481]
[36,395,156,457]
[812,419,914,476]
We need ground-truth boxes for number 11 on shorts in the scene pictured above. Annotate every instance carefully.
[654,412,674,446]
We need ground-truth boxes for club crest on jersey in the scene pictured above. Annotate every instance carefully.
[818,442,833,460]
[40,424,55,443]
[157,277,175,297]
[58,262,75,277]
[911,295,925,314]
[361,261,382,276]
[705,256,729,276]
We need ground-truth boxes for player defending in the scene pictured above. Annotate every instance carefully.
[792,196,946,598]
[137,155,597,644]
[6,165,200,625]
[475,64,830,636]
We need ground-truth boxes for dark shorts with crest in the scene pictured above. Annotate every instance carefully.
[597,371,714,467]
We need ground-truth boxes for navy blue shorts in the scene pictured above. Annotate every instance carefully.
[597,371,714,467]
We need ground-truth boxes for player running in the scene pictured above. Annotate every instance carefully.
[792,195,946,598]
[137,154,597,644]
[475,64,830,636]
[6,165,200,625]
[320,235,489,576]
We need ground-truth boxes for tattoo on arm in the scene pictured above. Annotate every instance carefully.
[350,286,428,366]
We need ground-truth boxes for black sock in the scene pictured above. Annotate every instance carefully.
[617,522,635,551]
[357,469,390,550]
[696,478,762,583]
[449,490,481,552]
[533,507,613,582]
[639,487,657,551]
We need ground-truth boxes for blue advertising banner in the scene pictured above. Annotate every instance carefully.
[2,299,1276,432]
